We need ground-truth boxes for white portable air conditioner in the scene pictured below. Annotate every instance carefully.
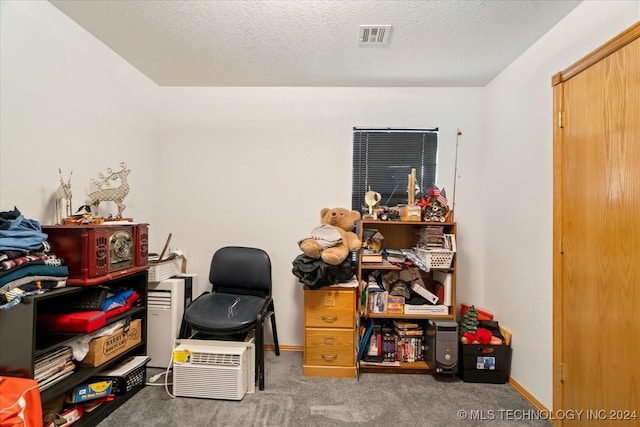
[147,278,190,368]
[172,339,255,400]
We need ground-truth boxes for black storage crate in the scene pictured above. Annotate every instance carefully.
[91,364,146,395]
[459,343,512,384]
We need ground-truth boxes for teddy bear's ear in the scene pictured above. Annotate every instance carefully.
[351,210,361,221]
[320,208,331,219]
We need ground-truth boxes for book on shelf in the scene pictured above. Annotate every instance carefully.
[383,332,396,362]
[37,361,75,391]
[359,280,369,316]
[393,319,424,337]
[394,327,424,337]
[34,345,74,386]
[34,346,72,369]
[360,359,401,367]
[416,225,445,248]
[433,282,445,307]
[396,336,425,363]
[393,320,419,329]
[369,290,389,313]
[357,319,375,361]
[443,234,457,252]
[403,304,449,315]
[363,324,383,362]
[357,320,428,364]
[383,248,406,263]
[362,252,383,263]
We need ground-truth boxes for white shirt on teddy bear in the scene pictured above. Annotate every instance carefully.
[299,224,342,249]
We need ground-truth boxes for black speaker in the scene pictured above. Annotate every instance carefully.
[426,320,458,374]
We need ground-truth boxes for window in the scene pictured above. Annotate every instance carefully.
[352,127,438,212]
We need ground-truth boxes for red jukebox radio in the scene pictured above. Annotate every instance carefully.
[42,223,149,285]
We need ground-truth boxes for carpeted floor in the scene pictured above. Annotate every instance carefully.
[97,351,551,427]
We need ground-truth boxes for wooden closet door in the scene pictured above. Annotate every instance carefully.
[553,26,640,426]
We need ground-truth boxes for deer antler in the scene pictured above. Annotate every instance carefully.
[90,172,111,189]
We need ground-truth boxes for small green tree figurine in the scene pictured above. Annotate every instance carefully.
[459,305,479,340]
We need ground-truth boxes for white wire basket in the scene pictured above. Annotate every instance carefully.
[148,257,182,282]
[414,248,455,269]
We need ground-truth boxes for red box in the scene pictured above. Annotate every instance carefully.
[386,295,405,313]
[460,304,494,321]
[42,223,149,285]
[44,405,82,427]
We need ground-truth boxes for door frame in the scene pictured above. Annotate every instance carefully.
[551,22,640,424]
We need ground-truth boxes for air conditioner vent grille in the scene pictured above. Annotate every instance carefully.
[359,25,391,45]
[190,351,241,366]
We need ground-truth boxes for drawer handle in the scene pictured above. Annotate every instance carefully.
[321,315,338,323]
[321,353,338,361]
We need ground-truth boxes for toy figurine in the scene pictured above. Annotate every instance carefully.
[54,169,73,224]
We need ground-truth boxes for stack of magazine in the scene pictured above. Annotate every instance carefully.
[35,345,75,391]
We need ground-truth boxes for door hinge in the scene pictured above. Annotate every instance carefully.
[559,363,565,383]
[558,111,565,128]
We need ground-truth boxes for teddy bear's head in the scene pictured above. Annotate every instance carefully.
[320,207,360,231]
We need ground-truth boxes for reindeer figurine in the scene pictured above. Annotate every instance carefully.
[54,169,73,224]
[88,162,130,219]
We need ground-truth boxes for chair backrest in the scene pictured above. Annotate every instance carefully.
[209,246,272,297]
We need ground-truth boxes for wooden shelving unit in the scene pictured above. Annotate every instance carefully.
[0,271,148,426]
[356,219,457,375]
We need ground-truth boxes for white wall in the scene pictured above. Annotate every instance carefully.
[483,0,639,409]
[0,0,160,231]
[153,87,485,346]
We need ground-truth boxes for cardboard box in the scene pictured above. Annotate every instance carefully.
[66,381,113,403]
[386,296,405,313]
[80,319,142,367]
[459,343,512,384]
[460,303,494,321]
[398,204,422,222]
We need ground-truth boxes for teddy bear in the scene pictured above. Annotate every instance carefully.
[299,207,362,266]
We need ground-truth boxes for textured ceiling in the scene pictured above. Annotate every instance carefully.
[49,0,582,87]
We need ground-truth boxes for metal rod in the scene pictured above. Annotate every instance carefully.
[451,129,462,221]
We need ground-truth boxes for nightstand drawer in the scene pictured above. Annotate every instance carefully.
[304,329,355,367]
[304,289,355,328]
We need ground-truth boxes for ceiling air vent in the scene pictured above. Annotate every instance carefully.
[359,25,391,45]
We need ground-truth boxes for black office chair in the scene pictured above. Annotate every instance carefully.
[180,246,280,390]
